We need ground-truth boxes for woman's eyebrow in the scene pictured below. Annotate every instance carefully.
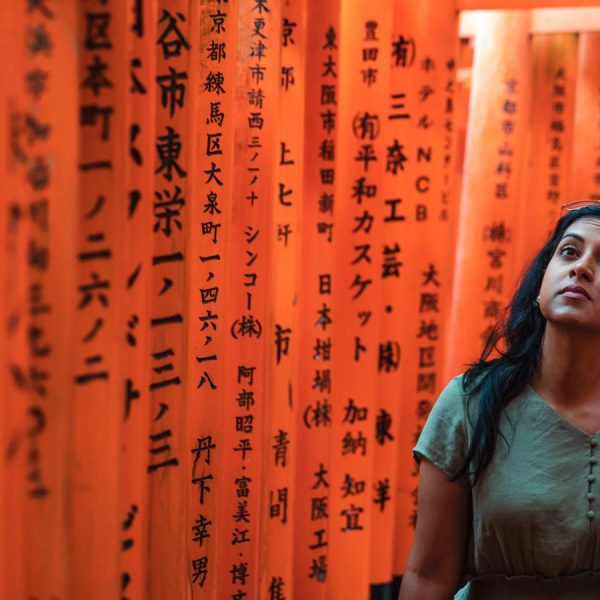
[560,233,585,243]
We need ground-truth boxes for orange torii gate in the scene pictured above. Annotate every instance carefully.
[0,2,599,600]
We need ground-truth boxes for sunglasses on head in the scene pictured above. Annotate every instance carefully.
[560,199,600,215]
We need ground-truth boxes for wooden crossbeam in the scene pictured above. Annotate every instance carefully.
[459,0,600,8]
[460,7,600,35]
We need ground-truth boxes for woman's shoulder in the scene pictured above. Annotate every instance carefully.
[435,373,476,421]
[438,373,469,401]
[414,374,473,482]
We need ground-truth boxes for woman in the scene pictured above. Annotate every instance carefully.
[399,203,600,599]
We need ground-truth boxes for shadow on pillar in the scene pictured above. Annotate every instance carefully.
[370,578,399,600]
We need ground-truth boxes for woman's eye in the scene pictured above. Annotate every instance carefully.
[559,245,578,257]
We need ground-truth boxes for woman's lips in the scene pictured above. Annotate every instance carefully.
[561,290,590,300]
[560,285,591,300]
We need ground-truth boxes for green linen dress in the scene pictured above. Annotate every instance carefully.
[413,375,600,599]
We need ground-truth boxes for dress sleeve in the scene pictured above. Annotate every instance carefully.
[413,375,470,486]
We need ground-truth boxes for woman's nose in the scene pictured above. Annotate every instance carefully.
[570,255,594,281]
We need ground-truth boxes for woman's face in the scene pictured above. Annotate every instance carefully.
[539,216,600,332]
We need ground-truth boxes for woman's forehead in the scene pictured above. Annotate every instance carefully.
[563,217,600,238]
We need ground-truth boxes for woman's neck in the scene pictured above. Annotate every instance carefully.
[533,324,600,404]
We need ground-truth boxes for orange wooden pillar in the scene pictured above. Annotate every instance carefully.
[294,1,340,596]
[260,0,306,596]
[119,0,157,597]
[441,39,473,387]
[149,1,198,596]
[442,40,468,317]
[571,32,600,201]
[22,0,78,597]
[71,0,128,597]
[517,33,577,270]
[185,1,238,597]
[445,11,532,378]
[0,4,30,598]
[389,0,460,582]
[450,40,473,285]
[214,1,280,597]
[0,5,7,594]
[327,3,390,598]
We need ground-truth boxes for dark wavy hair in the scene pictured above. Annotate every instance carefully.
[450,204,600,485]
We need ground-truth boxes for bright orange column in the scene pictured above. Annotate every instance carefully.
[71,0,128,597]
[327,3,390,598]
[119,0,157,597]
[294,1,340,596]
[185,1,238,597]
[260,0,306,596]
[389,0,460,582]
[450,40,473,287]
[214,1,280,597]
[441,40,473,387]
[446,11,532,378]
[22,0,78,597]
[517,33,577,270]
[0,6,7,594]
[571,32,600,201]
[0,3,29,598]
[149,0,198,596]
